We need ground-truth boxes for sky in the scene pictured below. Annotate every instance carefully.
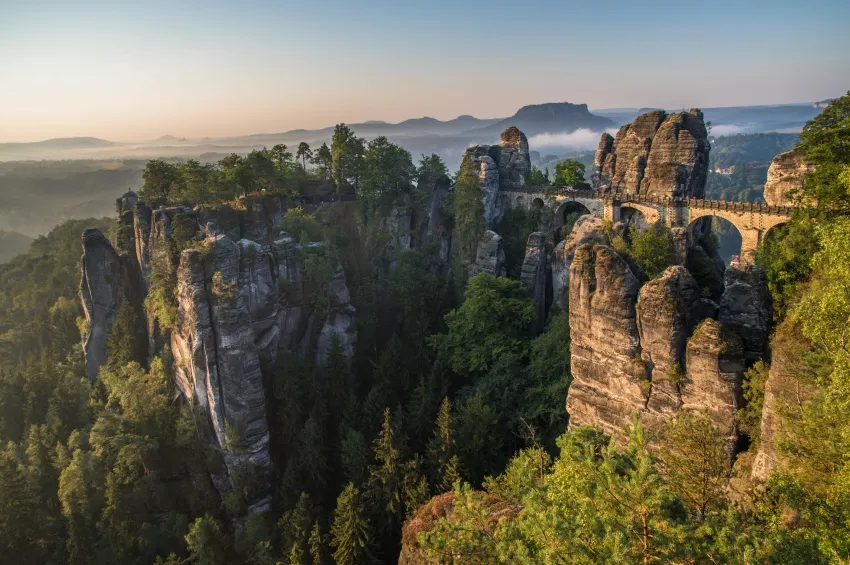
[0,0,848,143]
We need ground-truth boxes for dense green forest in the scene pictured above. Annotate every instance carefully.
[0,96,848,564]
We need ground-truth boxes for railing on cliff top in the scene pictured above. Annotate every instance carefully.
[509,185,796,218]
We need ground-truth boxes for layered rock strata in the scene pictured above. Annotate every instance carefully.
[594,109,710,197]
[566,244,748,444]
[470,230,507,277]
[464,127,532,228]
[719,263,772,363]
[81,191,358,513]
[519,232,550,334]
[80,229,126,381]
[551,215,605,310]
[764,149,811,206]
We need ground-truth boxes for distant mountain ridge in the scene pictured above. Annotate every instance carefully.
[0,101,825,162]
[468,102,616,136]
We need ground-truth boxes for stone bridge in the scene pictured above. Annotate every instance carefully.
[506,187,795,261]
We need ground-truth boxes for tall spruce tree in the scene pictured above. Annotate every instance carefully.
[427,397,461,492]
[331,484,372,565]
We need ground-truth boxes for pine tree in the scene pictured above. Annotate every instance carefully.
[427,397,461,492]
[308,522,327,565]
[368,408,405,532]
[331,483,372,565]
[288,541,307,565]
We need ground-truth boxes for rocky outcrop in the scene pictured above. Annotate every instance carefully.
[519,232,550,334]
[470,230,506,277]
[464,127,532,229]
[719,264,772,363]
[398,491,516,565]
[172,236,274,512]
[681,319,745,449]
[594,109,710,198]
[80,229,125,381]
[637,267,701,417]
[566,244,648,437]
[764,149,810,206]
[497,127,532,188]
[566,249,750,445]
[551,215,605,310]
[81,192,359,515]
[751,318,818,482]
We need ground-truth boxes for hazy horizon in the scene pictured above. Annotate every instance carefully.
[2,0,848,143]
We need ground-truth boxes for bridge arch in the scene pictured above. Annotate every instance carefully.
[555,200,592,232]
[619,202,661,230]
[531,197,545,209]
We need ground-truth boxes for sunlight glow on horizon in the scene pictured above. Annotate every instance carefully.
[1,0,848,143]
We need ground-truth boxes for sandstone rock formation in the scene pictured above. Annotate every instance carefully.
[566,244,648,437]
[719,263,772,363]
[681,319,744,449]
[519,232,550,334]
[637,266,701,417]
[764,149,810,206]
[594,109,710,197]
[80,191,359,515]
[470,230,507,277]
[751,318,818,482]
[80,229,125,381]
[566,246,751,446]
[551,214,605,310]
[172,236,273,512]
[464,127,532,229]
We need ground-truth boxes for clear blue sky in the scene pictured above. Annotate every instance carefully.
[0,0,847,142]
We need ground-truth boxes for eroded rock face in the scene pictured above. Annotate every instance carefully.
[594,109,709,197]
[470,230,507,277]
[566,244,648,437]
[566,250,750,445]
[171,236,273,511]
[764,149,811,206]
[751,318,818,482]
[681,319,744,449]
[81,194,359,516]
[551,215,605,310]
[519,232,550,334]
[464,127,532,229]
[80,229,124,381]
[719,264,772,363]
[637,266,701,416]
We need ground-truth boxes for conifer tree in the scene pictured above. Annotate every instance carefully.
[331,483,372,565]
[368,408,405,532]
[308,522,327,565]
[427,397,461,492]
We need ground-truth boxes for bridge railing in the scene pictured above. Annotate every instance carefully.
[510,186,795,217]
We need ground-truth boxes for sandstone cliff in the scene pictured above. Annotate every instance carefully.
[594,109,710,197]
[764,149,811,206]
[464,127,531,228]
[470,230,507,277]
[551,215,605,310]
[80,229,125,381]
[519,232,550,334]
[81,191,358,514]
[566,245,749,445]
[566,244,648,438]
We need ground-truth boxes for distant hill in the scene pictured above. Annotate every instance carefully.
[0,230,33,263]
[467,102,615,137]
[0,137,117,160]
